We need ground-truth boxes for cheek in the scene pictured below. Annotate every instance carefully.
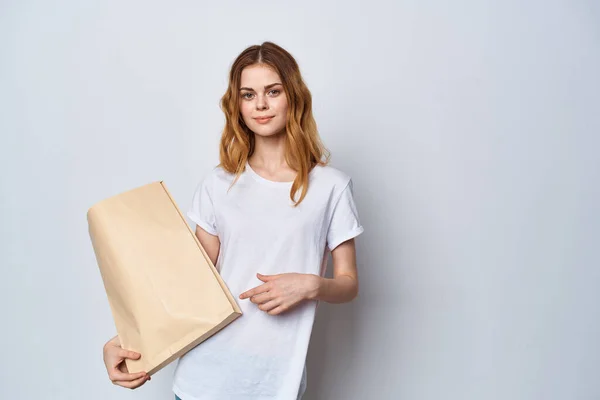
[239,101,252,121]
[273,97,289,114]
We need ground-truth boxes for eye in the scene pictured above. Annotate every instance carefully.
[268,89,281,96]
[241,92,254,100]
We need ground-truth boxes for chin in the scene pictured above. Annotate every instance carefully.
[250,125,286,138]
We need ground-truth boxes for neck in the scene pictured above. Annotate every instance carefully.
[250,131,287,168]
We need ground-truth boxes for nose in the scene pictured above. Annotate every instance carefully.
[256,94,268,110]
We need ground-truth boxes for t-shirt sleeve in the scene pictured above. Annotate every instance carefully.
[326,179,364,251]
[187,175,218,236]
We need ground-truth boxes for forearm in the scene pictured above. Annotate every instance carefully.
[309,275,358,304]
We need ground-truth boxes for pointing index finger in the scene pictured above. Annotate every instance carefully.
[239,283,269,299]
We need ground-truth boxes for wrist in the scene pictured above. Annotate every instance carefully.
[306,274,324,300]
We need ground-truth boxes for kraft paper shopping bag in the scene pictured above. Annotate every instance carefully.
[87,181,242,375]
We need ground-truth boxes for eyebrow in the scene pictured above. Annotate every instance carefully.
[239,83,282,92]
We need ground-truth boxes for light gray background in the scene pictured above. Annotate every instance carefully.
[1,1,599,399]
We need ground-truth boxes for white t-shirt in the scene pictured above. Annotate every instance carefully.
[172,161,364,400]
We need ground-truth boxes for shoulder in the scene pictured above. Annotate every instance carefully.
[309,163,354,194]
[191,165,236,197]
[211,165,237,184]
[308,165,353,201]
[198,165,236,185]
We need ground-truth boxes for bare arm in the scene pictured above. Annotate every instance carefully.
[310,238,359,304]
[195,225,221,269]
[239,238,360,314]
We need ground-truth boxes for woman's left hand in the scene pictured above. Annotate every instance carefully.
[239,273,321,315]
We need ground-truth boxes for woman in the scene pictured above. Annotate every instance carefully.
[102,41,364,400]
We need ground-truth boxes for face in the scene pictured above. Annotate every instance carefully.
[239,64,288,137]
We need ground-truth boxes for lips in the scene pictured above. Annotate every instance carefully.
[254,116,274,124]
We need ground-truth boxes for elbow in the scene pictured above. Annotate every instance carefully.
[348,280,359,302]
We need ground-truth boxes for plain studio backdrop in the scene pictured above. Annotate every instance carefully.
[1,1,599,399]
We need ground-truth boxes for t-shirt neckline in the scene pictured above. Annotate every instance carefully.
[245,161,295,187]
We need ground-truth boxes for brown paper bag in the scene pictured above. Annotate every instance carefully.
[87,181,242,376]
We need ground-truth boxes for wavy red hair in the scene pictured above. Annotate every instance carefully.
[217,41,330,206]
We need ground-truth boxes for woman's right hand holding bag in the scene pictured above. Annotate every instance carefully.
[103,335,150,389]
